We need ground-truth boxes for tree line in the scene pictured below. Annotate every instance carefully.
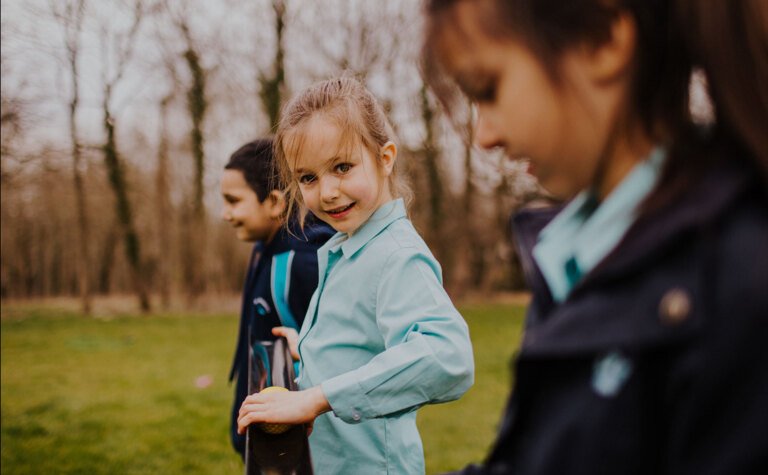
[0,0,544,314]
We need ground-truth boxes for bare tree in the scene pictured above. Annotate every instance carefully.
[0,23,34,187]
[1,0,542,303]
[155,89,174,309]
[418,84,447,257]
[259,0,286,131]
[447,103,477,297]
[297,0,405,83]
[180,24,207,222]
[173,17,209,302]
[52,0,93,315]
[0,78,24,188]
[98,1,150,312]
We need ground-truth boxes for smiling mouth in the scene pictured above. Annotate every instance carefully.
[325,203,355,218]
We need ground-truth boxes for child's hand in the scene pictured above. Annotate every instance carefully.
[237,386,330,435]
[272,326,300,361]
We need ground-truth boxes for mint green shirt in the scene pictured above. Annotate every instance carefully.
[296,199,475,474]
[534,148,666,302]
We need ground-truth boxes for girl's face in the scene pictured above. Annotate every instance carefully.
[438,2,631,199]
[288,115,395,235]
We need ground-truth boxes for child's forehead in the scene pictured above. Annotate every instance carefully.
[286,116,364,169]
[221,168,248,186]
[220,168,255,194]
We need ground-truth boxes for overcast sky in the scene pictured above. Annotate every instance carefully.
[2,0,467,208]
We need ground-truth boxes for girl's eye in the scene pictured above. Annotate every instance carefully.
[335,163,352,174]
[466,81,496,103]
[474,85,496,103]
[298,174,316,185]
[460,73,498,103]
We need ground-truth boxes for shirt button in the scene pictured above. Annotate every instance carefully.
[352,412,361,421]
[659,288,691,325]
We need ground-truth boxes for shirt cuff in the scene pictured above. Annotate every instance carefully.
[321,371,376,424]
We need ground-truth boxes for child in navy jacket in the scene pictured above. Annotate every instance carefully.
[220,138,333,458]
[422,0,768,473]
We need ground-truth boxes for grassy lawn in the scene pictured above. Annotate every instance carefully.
[1,301,524,474]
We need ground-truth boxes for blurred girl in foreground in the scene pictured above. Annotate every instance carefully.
[423,0,767,473]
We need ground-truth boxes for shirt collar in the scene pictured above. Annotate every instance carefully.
[324,198,406,259]
[534,147,666,302]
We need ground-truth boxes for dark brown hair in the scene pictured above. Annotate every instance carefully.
[423,0,768,206]
[224,138,278,202]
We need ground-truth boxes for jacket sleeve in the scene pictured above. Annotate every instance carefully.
[287,249,320,329]
[321,247,475,423]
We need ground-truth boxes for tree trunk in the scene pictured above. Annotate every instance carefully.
[419,85,451,284]
[63,0,92,314]
[102,93,150,312]
[464,111,485,290]
[183,46,208,302]
[68,54,92,314]
[259,0,286,131]
[451,118,477,298]
[156,94,173,309]
[96,224,118,294]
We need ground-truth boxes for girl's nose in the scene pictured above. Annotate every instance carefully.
[474,108,503,150]
[320,176,340,202]
[222,206,232,221]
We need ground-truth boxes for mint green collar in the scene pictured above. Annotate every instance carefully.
[533,148,666,302]
[324,199,406,259]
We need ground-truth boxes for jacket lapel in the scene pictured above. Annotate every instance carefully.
[513,158,756,357]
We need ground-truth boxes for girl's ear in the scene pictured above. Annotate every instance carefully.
[266,190,287,219]
[379,141,397,177]
[582,12,637,85]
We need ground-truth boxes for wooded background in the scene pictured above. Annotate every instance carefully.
[1,0,545,314]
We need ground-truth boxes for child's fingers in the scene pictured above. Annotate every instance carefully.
[271,326,298,340]
[272,326,300,360]
[238,395,265,421]
[238,398,295,434]
[237,411,261,434]
[238,409,264,430]
[237,418,248,435]
[271,326,288,336]
[238,391,285,420]
[238,394,273,418]
[240,392,263,408]
[237,403,272,434]
[238,401,262,419]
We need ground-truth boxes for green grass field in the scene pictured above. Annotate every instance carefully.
[1,301,525,474]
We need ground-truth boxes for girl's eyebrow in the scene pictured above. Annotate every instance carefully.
[293,156,343,175]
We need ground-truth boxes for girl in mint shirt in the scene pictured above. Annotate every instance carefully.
[237,77,475,474]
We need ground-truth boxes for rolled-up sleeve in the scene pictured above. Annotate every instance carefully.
[321,247,475,424]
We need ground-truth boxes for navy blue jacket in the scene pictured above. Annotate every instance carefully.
[453,156,768,474]
[229,218,334,457]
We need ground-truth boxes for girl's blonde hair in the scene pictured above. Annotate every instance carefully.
[274,76,412,226]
